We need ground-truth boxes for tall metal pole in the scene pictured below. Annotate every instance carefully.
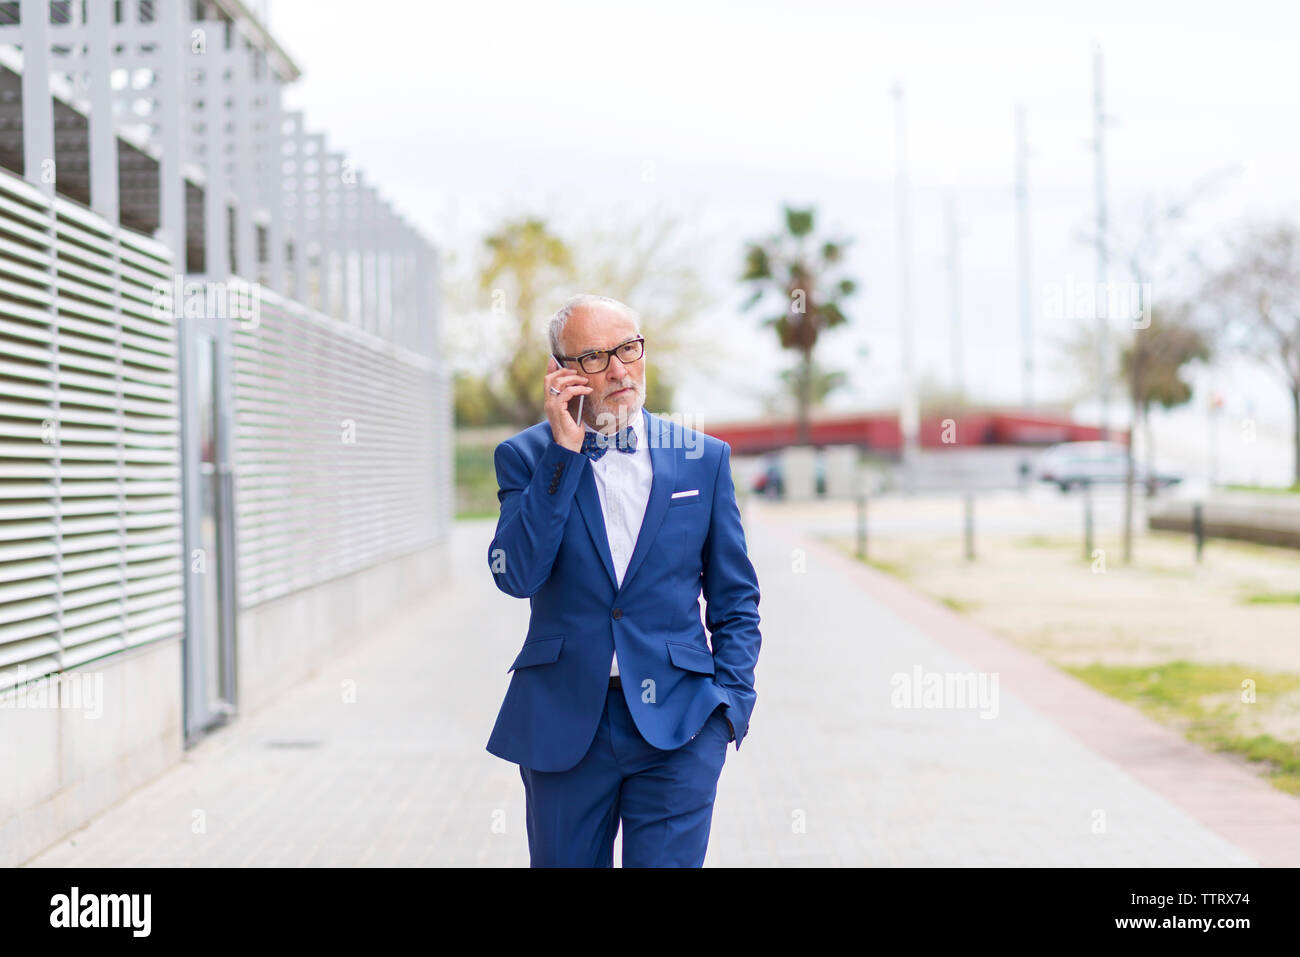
[158,0,187,267]
[1015,103,1033,409]
[19,0,53,198]
[1208,388,1221,487]
[944,189,963,401]
[1093,44,1110,442]
[892,83,919,490]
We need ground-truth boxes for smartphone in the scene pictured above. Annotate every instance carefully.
[552,354,585,426]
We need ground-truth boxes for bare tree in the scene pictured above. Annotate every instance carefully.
[1076,168,1235,561]
[564,210,713,414]
[1204,222,1300,485]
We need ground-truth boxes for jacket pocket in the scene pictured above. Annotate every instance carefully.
[665,639,715,675]
[508,636,564,672]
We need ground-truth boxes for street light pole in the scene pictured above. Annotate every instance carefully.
[1093,43,1111,442]
[1016,103,1034,409]
[893,83,919,492]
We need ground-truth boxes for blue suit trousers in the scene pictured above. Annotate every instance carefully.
[519,687,731,867]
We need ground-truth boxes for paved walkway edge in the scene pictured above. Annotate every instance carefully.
[790,524,1300,867]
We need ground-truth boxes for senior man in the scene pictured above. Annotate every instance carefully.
[485,293,762,867]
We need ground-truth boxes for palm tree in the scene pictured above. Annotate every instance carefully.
[740,206,857,444]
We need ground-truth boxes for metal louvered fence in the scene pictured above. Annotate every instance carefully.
[229,289,451,608]
[1,160,452,689]
[0,0,451,866]
[0,168,182,691]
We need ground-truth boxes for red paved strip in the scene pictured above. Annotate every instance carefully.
[793,526,1300,867]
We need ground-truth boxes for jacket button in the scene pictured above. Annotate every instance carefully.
[612,608,623,620]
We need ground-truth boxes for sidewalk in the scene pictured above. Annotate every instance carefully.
[25,504,1295,866]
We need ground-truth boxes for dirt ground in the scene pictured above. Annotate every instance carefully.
[843,529,1300,674]
[751,492,1300,743]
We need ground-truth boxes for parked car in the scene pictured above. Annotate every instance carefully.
[751,455,826,499]
[1034,441,1181,492]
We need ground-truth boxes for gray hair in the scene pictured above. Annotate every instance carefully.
[547,294,640,358]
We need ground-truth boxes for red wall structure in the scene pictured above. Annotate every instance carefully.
[701,409,1125,457]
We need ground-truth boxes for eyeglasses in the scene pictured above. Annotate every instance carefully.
[558,336,645,374]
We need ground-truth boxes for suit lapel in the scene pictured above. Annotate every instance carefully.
[618,408,676,594]
[575,464,619,591]
[572,408,676,595]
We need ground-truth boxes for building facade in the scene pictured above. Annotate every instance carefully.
[0,0,451,865]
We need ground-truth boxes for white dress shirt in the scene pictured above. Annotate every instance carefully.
[585,412,652,677]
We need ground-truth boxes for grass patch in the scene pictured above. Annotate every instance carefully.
[1225,483,1300,495]
[864,557,910,579]
[820,536,912,579]
[1017,534,1064,549]
[1064,660,1300,795]
[456,438,501,516]
[1241,591,1300,605]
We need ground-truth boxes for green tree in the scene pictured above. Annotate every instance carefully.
[740,206,857,444]
[477,218,575,426]
[446,212,708,428]
[1120,303,1211,486]
[774,361,847,413]
[453,370,508,428]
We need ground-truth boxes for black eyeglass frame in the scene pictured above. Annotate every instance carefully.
[556,336,646,374]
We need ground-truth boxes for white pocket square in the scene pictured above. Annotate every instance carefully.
[671,489,700,499]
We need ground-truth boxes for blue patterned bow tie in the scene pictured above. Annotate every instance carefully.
[581,426,637,461]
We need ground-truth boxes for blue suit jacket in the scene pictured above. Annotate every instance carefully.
[485,408,762,772]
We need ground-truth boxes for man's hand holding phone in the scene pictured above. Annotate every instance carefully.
[544,356,592,453]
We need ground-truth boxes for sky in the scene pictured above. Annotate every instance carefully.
[266,0,1300,482]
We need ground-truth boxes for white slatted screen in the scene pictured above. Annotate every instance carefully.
[0,167,181,690]
[230,288,449,608]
